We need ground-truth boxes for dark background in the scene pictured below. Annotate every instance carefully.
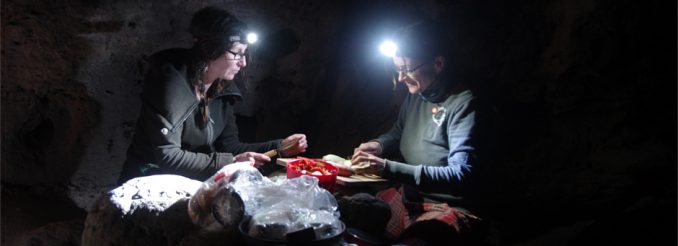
[2,0,675,245]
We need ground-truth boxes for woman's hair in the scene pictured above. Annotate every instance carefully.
[188,6,248,128]
[394,20,451,60]
[190,7,248,63]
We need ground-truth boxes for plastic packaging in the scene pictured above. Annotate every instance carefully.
[235,175,342,241]
[187,162,261,232]
[188,161,343,241]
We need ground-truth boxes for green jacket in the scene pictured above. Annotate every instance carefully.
[119,48,280,183]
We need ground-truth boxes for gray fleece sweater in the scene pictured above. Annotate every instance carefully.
[377,89,477,196]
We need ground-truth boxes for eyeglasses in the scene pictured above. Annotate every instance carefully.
[225,50,246,61]
[393,61,428,76]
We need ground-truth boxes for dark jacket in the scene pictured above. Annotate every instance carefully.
[119,48,280,183]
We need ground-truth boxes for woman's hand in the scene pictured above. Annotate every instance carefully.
[352,141,383,160]
[350,151,385,176]
[280,134,308,157]
[233,152,271,168]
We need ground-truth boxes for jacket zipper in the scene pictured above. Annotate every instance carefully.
[172,103,199,133]
[207,116,214,150]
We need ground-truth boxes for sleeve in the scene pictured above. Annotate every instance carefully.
[138,56,232,178]
[213,100,281,154]
[383,96,478,194]
[376,94,412,156]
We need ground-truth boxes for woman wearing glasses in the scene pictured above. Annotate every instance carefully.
[118,7,307,184]
[349,20,487,244]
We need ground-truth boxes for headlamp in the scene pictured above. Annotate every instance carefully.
[246,33,258,44]
[228,32,258,44]
[379,40,398,58]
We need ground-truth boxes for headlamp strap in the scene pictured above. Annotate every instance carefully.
[228,35,242,43]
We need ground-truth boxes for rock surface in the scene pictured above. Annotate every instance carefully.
[81,175,208,246]
[8,220,85,246]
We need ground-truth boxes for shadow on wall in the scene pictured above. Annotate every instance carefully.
[237,27,304,143]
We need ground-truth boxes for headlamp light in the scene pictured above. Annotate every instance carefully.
[246,33,258,44]
[228,32,258,44]
[379,40,398,58]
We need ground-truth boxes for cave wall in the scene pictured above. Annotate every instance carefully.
[2,0,675,245]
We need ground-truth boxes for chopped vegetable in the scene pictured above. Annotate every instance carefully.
[290,157,333,176]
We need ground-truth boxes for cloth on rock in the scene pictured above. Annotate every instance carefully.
[376,186,481,243]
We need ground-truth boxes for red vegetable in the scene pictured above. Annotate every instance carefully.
[290,157,332,176]
[286,157,339,192]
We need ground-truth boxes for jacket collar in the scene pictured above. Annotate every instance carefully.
[418,77,467,104]
[214,80,243,101]
[419,78,451,103]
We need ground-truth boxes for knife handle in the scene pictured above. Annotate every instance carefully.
[263,149,278,158]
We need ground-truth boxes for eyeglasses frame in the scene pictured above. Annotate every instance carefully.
[225,50,246,61]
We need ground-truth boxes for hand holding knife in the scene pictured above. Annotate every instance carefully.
[263,134,308,158]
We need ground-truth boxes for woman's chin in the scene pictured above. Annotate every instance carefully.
[406,86,421,94]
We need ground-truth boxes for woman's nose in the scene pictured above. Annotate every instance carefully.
[238,59,247,68]
[397,71,407,82]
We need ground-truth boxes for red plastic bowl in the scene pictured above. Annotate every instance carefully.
[286,158,338,192]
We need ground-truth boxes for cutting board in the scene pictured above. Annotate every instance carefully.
[276,158,389,187]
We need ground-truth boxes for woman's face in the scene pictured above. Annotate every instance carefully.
[207,42,248,82]
[392,56,437,94]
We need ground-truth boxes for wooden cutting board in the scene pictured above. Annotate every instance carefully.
[276,158,389,187]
